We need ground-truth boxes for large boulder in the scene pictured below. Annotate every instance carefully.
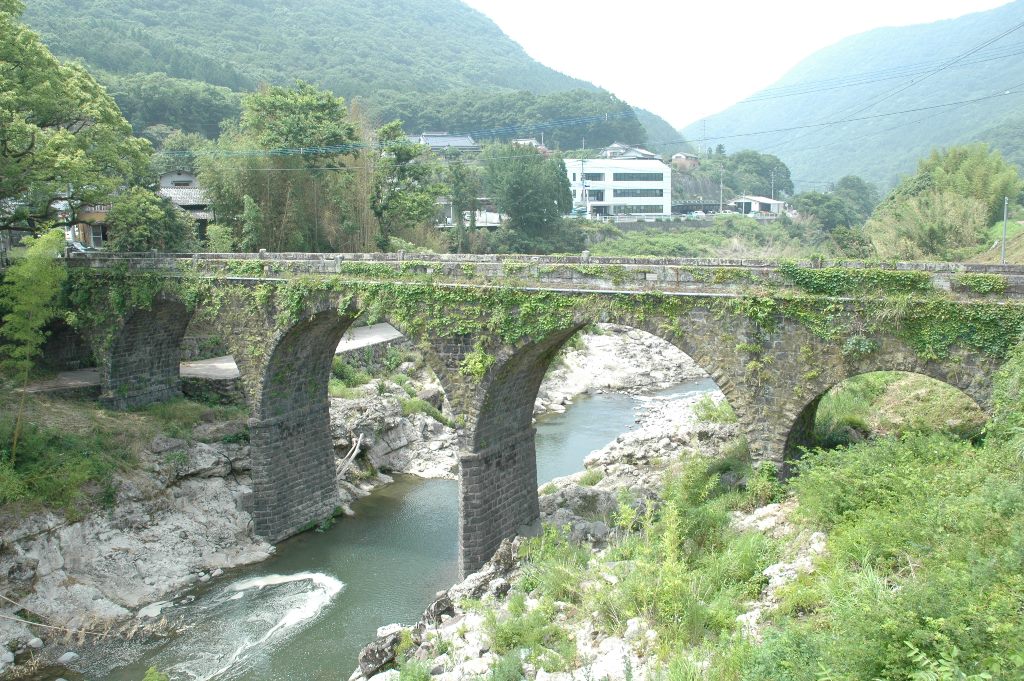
[358,630,403,677]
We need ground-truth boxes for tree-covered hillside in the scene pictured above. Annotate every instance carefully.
[680,0,1024,189]
[24,0,592,97]
[23,0,684,150]
[368,89,648,150]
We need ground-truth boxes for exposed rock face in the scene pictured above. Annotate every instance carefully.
[329,381,461,481]
[0,428,271,655]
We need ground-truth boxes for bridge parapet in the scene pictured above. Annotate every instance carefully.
[65,251,1024,299]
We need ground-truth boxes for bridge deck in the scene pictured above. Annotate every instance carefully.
[66,251,1024,300]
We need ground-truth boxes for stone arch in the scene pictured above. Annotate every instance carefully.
[39,317,94,371]
[629,320,752,427]
[781,369,990,473]
[248,299,360,543]
[458,321,587,574]
[100,299,192,409]
[458,315,748,575]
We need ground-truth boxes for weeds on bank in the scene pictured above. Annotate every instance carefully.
[693,396,738,424]
[0,393,246,517]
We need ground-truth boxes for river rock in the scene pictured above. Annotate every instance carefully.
[415,387,444,412]
[422,592,454,625]
[358,630,403,677]
[27,636,43,649]
[535,323,708,414]
[175,443,232,479]
[57,651,79,664]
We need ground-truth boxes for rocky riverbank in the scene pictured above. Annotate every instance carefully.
[350,388,827,681]
[349,389,741,681]
[535,324,706,414]
[0,324,700,677]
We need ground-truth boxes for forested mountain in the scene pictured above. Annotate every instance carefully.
[680,0,1024,189]
[24,0,683,150]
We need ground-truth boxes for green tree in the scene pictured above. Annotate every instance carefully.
[867,191,989,261]
[0,227,67,464]
[199,82,362,252]
[370,121,445,252]
[151,130,209,176]
[792,191,861,231]
[0,1,150,232]
[833,175,880,221]
[141,668,170,681]
[444,152,482,252]
[105,187,197,252]
[879,144,1022,224]
[481,143,571,234]
[102,71,241,136]
[727,150,793,198]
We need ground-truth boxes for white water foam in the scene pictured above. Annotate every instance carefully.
[186,572,344,681]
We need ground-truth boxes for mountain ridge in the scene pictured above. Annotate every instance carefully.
[22,0,684,150]
[680,1,1024,188]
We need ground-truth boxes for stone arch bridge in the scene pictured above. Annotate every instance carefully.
[65,252,1024,575]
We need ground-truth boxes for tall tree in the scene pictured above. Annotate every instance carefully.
[0,0,150,231]
[792,191,861,232]
[482,144,571,234]
[727,150,793,198]
[445,151,482,251]
[199,82,362,252]
[833,175,880,221]
[105,187,197,252]
[370,121,445,252]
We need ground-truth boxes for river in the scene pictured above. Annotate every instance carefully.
[63,378,716,681]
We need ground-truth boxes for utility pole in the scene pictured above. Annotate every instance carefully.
[770,169,775,200]
[1002,195,1009,265]
[719,167,724,213]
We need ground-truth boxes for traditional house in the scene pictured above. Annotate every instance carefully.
[671,152,700,171]
[408,132,481,155]
[157,171,212,236]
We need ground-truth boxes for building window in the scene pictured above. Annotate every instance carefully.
[583,173,604,181]
[612,173,664,182]
[572,173,577,181]
[572,190,577,199]
[89,224,106,248]
[587,189,604,201]
[613,188,663,198]
[611,204,664,214]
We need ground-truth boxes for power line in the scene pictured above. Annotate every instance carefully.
[738,43,1024,103]
[755,20,1024,154]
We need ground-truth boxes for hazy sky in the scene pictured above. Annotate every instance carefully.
[461,0,1014,130]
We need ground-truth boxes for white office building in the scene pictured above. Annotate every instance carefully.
[563,155,672,217]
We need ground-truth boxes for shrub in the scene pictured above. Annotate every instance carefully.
[693,396,738,424]
[398,660,432,681]
[400,397,452,427]
[519,525,591,602]
[331,356,371,388]
[578,469,603,486]
[484,596,575,671]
